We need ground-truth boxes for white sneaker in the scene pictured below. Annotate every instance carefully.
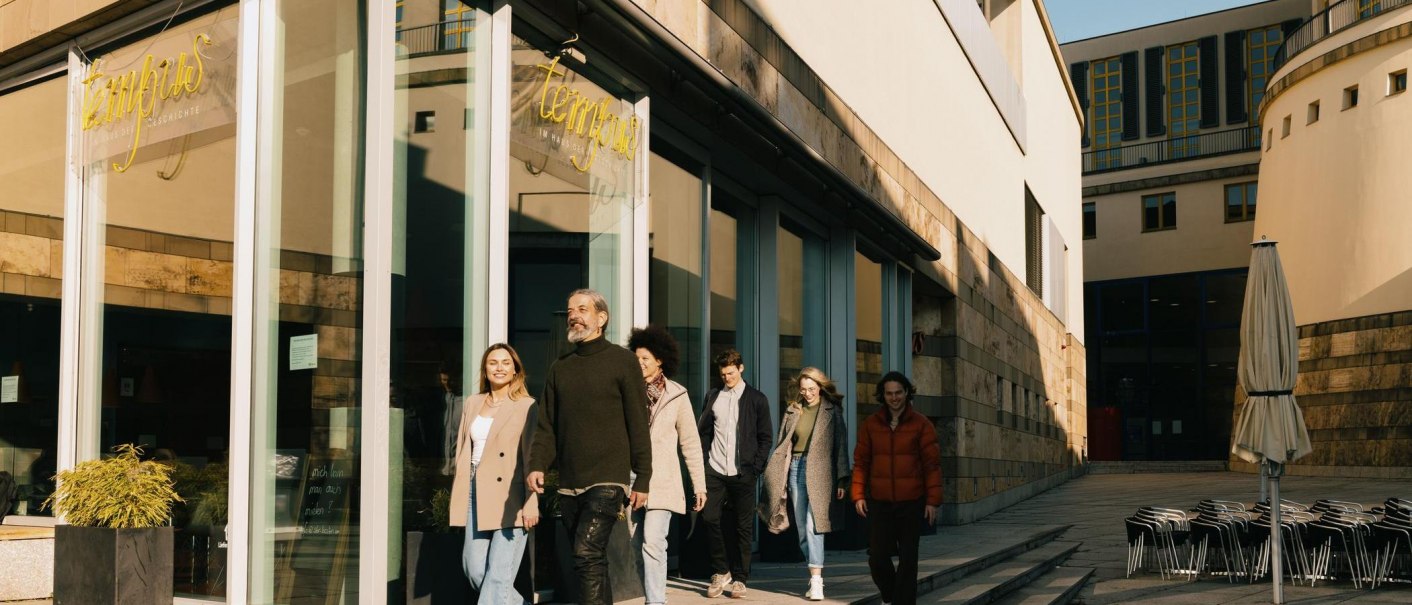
[806,576,824,601]
[707,573,733,598]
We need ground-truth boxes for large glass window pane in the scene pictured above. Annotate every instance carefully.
[388,2,491,601]
[854,252,883,429]
[80,8,240,598]
[0,76,66,521]
[649,153,704,396]
[250,2,364,602]
[507,33,640,397]
[709,207,739,366]
[777,222,826,411]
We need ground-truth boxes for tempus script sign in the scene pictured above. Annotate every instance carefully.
[81,12,238,173]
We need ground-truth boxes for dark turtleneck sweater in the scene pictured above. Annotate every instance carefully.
[529,335,653,493]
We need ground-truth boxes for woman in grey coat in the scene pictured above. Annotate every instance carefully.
[628,325,707,605]
[760,366,849,601]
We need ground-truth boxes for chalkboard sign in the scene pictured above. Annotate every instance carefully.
[290,452,356,571]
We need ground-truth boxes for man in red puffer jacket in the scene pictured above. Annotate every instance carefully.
[851,371,942,605]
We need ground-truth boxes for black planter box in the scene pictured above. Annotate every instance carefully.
[405,531,472,604]
[54,525,174,605]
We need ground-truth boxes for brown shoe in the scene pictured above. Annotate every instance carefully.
[706,573,732,598]
[729,580,747,599]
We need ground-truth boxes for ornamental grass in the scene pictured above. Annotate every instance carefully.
[45,444,184,528]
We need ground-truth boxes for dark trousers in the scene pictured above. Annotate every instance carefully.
[561,485,625,605]
[701,469,757,581]
[867,499,925,605]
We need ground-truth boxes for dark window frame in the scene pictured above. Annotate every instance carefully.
[1224,181,1257,223]
[1141,192,1178,232]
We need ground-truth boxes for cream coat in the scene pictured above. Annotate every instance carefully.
[449,393,539,531]
[644,379,707,514]
[760,397,849,533]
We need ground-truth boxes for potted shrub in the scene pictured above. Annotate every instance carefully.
[45,444,183,605]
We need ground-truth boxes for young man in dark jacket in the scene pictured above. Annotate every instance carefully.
[851,371,942,605]
[697,349,773,598]
[528,289,653,605]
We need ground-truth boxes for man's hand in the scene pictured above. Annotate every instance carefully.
[924,504,938,526]
[855,500,868,517]
[835,488,845,500]
[630,491,649,510]
[693,492,707,512]
[523,513,540,529]
[527,471,545,494]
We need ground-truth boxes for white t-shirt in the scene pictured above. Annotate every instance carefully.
[470,416,494,465]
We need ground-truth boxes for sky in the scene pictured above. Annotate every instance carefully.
[1046,0,1274,43]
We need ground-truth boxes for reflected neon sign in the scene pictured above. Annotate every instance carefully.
[535,56,640,173]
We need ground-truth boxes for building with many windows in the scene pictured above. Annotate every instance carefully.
[0,0,1086,602]
[1061,0,1309,461]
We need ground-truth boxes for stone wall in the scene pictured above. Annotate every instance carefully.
[1231,310,1412,479]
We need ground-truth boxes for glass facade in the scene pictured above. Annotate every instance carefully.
[1084,270,1247,461]
[0,1,918,603]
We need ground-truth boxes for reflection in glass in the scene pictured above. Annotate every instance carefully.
[251,2,364,602]
[507,34,639,398]
[0,76,66,521]
[709,207,740,373]
[389,2,492,602]
[777,223,826,411]
[649,154,704,397]
[854,252,883,429]
[80,8,240,598]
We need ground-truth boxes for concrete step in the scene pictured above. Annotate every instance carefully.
[1087,461,1228,474]
[846,525,1072,605]
[991,566,1093,605]
[920,541,1082,605]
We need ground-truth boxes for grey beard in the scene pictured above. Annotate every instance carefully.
[567,325,592,343]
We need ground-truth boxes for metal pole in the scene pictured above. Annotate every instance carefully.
[1259,461,1268,504]
[1270,461,1284,604]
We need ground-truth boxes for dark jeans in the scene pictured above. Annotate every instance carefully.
[868,499,925,605]
[561,485,625,605]
[701,468,757,581]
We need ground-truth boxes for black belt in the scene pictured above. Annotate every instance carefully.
[1247,390,1294,396]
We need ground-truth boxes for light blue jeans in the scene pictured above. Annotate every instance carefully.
[789,455,825,568]
[463,472,530,605]
[631,508,673,605]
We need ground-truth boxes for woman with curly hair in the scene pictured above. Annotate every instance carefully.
[626,324,707,605]
[760,367,850,601]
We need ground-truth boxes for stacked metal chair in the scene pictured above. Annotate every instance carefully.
[1124,506,1192,580]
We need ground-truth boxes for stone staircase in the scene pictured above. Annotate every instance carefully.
[841,525,1090,605]
[1087,460,1228,474]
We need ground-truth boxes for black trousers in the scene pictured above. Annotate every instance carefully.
[701,468,757,581]
[867,499,925,605]
[561,485,625,605]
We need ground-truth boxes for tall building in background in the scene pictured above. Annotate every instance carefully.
[1061,0,1310,461]
[0,0,1085,602]
[1249,0,1412,479]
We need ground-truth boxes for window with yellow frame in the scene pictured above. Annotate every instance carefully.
[443,0,474,50]
[1247,25,1281,118]
[1090,56,1123,170]
[1167,41,1200,158]
[1360,0,1384,18]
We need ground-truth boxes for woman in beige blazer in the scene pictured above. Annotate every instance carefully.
[449,343,539,605]
[627,325,707,605]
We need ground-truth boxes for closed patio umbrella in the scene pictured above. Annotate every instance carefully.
[1230,237,1311,604]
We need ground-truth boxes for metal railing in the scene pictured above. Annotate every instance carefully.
[395,19,476,57]
[1082,126,1261,174]
[1272,0,1412,71]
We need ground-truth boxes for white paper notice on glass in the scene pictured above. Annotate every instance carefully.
[0,376,18,403]
[290,334,319,371]
[1172,420,1183,435]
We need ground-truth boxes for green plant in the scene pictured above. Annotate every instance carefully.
[426,488,452,533]
[45,444,184,528]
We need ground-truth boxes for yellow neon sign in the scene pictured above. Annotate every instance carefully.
[81,33,212,173]
[535,56,640,173]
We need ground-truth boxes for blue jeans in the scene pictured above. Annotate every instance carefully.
[631,508,673,605]
[789,455,824,568]
[463,473,529,605]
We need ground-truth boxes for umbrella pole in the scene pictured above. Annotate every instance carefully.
[1260,462,1268,503]
[1270,460,1284,604]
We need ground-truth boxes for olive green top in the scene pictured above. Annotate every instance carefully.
[792,403,820,455]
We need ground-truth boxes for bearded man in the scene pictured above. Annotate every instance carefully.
[528,288,653,605]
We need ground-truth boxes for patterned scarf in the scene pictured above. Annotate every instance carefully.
[646,373,668,422]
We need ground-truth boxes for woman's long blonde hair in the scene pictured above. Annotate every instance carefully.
[789,366,841,411]
[478,343,530,400]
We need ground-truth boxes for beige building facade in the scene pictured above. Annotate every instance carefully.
[1240,0,1412,478]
